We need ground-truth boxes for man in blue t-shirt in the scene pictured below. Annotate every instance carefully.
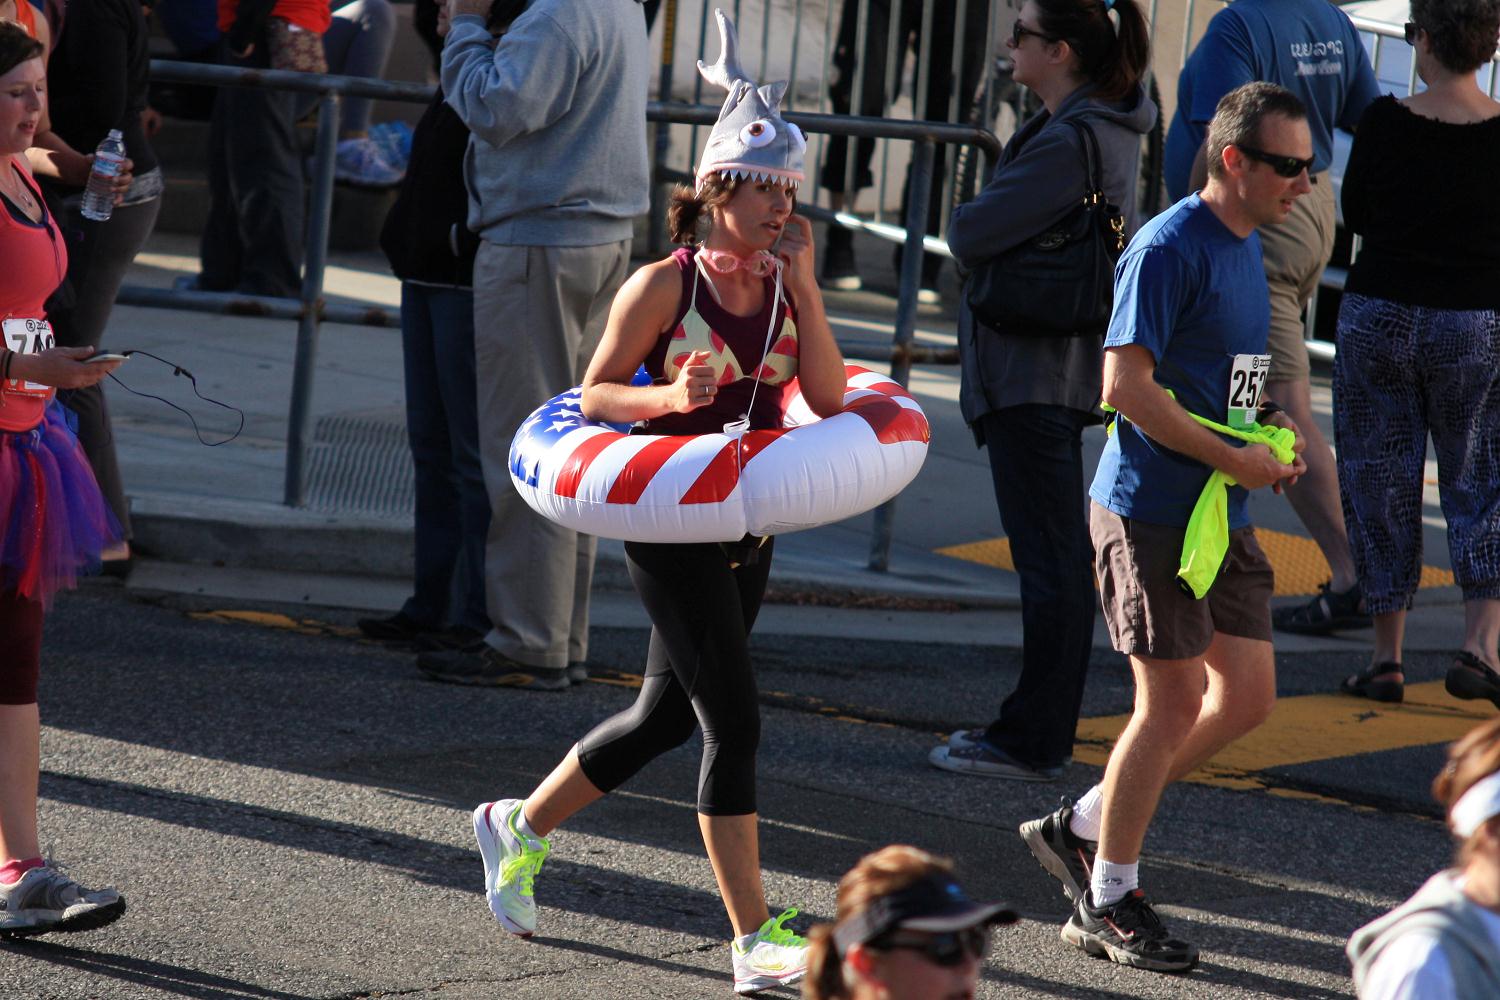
[1020,84,1309,974]
[1165,0,1381,637]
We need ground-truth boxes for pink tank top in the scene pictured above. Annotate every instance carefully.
[0,159,65,432]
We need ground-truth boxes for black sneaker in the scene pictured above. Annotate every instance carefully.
[1272,581,1370,635]
[357,611,433,644]
[1020,800,1097,904]
[415,624,487,653]
[821,226,861,290]
[417,646,570,691]
[1061,889,1199,973]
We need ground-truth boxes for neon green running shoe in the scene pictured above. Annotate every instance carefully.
[472,798,549,937]
[732,907,808,995]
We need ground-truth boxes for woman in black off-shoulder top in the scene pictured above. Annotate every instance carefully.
[1332,0,1500,716]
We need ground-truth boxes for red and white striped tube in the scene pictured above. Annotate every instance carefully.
[508,365,930,543]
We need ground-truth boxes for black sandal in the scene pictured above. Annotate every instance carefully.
[1341,662,1404,703]
[1273,582,1371,635]
[1445,651,1500,710]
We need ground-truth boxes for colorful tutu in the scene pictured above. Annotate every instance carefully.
[0,403,122,605]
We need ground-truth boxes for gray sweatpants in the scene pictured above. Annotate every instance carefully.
[472,238,631,669]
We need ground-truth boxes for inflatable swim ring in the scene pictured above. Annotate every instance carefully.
[509,365,929,543]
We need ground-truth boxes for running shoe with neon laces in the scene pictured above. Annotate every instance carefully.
[732,907,808,995]
[1060,888,1199,973]
[1019,799,1097,904]
[0,863,126,938]
[472,799,549,937]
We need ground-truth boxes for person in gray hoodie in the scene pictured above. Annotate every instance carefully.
[932,0,1156,782]
[417,0,648,691]
[1349,716,1500,999]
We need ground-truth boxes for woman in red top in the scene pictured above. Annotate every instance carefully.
[0,21,128,939]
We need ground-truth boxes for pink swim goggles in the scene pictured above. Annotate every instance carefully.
[698,248,780,278]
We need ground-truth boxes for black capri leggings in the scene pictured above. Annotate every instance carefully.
[576,538,772,816]
[0,590,45,705]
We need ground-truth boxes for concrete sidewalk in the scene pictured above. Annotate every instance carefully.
[107,231,1471,656]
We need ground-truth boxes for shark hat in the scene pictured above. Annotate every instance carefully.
[695,8,806,193]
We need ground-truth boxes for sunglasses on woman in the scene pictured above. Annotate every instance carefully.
[1234,144,1315,178]
[874,926,991,966]
[1011,20,1056,46]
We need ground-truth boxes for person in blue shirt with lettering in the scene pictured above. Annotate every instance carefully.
[1165,0,1381,638]
[1020,83,1308,974]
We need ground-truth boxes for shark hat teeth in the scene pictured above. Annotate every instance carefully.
[694,8,805,191]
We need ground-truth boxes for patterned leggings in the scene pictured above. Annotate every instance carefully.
[1334,293,1500,614]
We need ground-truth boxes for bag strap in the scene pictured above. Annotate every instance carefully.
[1065,118,1107,198]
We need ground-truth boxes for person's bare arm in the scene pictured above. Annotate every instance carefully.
[581,261,716,424]
[1103,345,1297,491]
[776,215,845,417]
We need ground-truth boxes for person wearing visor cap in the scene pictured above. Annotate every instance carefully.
[803,846,1017,1000]
[1349,717,1500,999]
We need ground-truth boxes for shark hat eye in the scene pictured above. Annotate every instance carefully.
[740,119,777,148]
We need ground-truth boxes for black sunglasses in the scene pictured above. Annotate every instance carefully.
[873,927,991,967]
[1011,20,1057,46]
[1235,144,1315,178]
[1403,21,1421,45]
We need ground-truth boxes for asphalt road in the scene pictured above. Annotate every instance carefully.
[0,577,1469,999]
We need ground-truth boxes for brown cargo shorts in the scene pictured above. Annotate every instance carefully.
[1090,502,1275,661]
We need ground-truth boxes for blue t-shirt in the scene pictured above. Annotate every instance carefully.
[1164,0,1381,199]
[1089,195,1271,529]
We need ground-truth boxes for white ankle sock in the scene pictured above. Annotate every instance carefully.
[1069,786,1104,841]
[735,930,758,950]
[1090,859,1138,908]
[514,802,540,840]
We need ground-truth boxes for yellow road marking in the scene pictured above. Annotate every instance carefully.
[1073,681,1493,795]
[190,610,360,639]
[938,528,1455,597]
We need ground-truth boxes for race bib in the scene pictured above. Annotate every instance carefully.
[2,317,56,396]
[1226,353,1271,430]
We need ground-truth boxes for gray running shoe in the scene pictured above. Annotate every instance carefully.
[0,865,126,938]
[566,661,589,685]
[928,743,1062,781]
[418,646,569,691]
[1019,800,1097,904]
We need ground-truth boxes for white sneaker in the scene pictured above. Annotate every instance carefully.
[732,908,808,995]
[472,799,549,937]
[948,727,987,751]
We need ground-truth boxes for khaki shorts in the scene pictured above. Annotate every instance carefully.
[1257,172,1334,384]
[1090,502,1275,661]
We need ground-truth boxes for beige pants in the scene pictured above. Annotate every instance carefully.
[472,239,632,668]
[1257,172,1335,384]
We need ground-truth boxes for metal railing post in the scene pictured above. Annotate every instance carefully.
[867,137,934,573]
[648,0,678,255]
[283,89,340,507]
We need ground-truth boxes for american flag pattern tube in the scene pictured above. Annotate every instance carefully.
[509,365,930,543]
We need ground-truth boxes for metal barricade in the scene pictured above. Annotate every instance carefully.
[124,58,999,573]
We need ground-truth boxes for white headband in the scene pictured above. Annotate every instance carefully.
[1451,770,1500,838]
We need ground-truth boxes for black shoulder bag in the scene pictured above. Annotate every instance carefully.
[964,119,1127,338]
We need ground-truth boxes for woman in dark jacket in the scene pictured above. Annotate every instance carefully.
[932,0,1156,780]
[43,0,162,571]
[356,2,505,651]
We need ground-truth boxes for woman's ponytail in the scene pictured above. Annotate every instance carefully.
[1035,0,1151,103]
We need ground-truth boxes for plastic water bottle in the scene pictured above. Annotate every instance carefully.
[80,130,127,222]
